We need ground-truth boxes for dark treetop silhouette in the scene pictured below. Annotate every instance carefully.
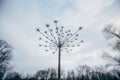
[0,40,12,80]
[36,20,83,80]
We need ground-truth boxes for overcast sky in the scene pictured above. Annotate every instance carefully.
[0,0,120,74]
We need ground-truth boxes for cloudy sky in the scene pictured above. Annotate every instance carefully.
[0,0,120,74]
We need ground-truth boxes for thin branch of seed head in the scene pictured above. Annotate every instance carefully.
[52,48,58,54]
[63,45,80,47]
[61,31,71,45]
[63,40,83,47]
[45,31,58,45]
[64,30,79,43]
[44,43,56,47]
[59,26,64,43]
[61,33,69,44]
[46,24,58,44]
[66,34,78,43]
[50,46,56,49]
[63,36,80,45]
[39,38,56,46]
[63,27,82,45]
[37,29,53,42]
[37,29,57,45]
[48,28,58,44]
[61,47,71,52]
[39,44,56,47]
[54,20,60,44]
[44,31,56,43]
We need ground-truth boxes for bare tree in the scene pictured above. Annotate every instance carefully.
[103,24,120,67]
[35,69,50,80]
[76,65,93,80]
[0,40,12,80]
[5,72,22,80]
[49,68,57,80]
[66,70,75,80]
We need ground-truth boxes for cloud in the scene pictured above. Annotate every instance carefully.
[0,0,119,74]
[75,0,114,16]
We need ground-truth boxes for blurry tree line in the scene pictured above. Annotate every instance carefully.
[0,24,120,80]
[3,65,120,80]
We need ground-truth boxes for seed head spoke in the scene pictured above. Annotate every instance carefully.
[37,28,57,45]
[39,44,55,47]
[63,27,83,44]
[62,33,70,45]
[63,40,83,47]
[46,24,58,44]
[39,37,56,46]
[54,20,60,43]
